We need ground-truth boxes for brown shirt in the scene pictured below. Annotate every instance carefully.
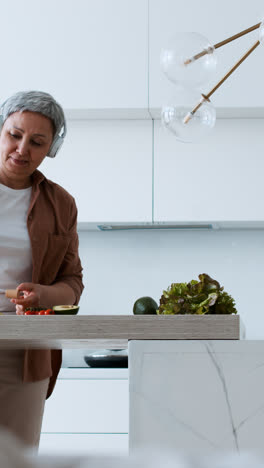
[22,170,84,398]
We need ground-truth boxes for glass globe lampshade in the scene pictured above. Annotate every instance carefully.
[161,87,216,143]
[259,19,264,44]
[160,32,217,88]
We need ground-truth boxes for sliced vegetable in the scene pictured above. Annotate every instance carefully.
[24,307,55,315]
[53,305,79,315]
[23,305,79,315]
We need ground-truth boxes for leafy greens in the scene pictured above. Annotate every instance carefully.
[157,273,237,315]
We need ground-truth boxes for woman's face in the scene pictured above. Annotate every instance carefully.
[0,111,54,189]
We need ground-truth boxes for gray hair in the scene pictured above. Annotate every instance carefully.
[0,90,66,138]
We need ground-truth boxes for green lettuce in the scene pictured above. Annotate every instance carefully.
[157,273,237,315]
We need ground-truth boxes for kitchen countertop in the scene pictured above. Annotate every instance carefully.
[0,314,241,349]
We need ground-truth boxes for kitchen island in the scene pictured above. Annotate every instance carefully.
[0,314,254,455]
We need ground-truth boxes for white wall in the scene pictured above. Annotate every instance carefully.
[77,228,264,340]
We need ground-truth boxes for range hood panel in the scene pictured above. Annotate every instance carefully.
[77,221,264,232]
[97,223,213,231]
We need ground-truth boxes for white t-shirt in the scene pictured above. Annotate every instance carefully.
[0,183,32,313]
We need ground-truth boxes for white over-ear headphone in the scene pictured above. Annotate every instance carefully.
[46,123,66,158]
[0,112,66,158]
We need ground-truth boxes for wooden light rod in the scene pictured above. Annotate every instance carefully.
[183,22,262,123]
[184,22,261,64]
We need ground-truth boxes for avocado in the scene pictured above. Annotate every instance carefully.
[133,297,158,315]
[52,305,79,315]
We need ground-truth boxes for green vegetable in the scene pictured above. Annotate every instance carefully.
[53,305,79,315]
[157,273,237,315]
[25,307,44,312]
[133,297,158,315]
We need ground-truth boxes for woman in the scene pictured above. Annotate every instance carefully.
[0,90,84,448]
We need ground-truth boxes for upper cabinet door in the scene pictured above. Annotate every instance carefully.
[41,120,152,224]
[0,0,148,112]
[149,0,264,114]
[154,119,264,222]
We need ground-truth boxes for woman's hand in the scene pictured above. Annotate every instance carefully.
[15,304,25,315]
[11,283,42,312]
[12,281,75,314]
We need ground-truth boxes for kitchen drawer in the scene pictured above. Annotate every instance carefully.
[39,433,128,455]
[42,379,128,433]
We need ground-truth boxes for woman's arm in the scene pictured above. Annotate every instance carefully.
[13,185,84,313]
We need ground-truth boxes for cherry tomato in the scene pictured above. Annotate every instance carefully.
[45,310,53,315]
[38,310,45,315]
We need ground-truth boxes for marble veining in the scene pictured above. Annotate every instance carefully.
[204,341,239,450]
[131,386,219,449]
[129,340,264,454]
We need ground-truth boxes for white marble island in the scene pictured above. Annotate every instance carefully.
[129,340,264,455]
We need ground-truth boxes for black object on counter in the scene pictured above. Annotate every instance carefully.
[84,349,128,368]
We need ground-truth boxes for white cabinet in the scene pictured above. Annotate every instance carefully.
[40,434,128,455]
[40,120,152,223]
[39,368,128,455]
[149,0,264,115]
[153,119,264,222]
[0,0,148,113]
[42,380,128,433]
